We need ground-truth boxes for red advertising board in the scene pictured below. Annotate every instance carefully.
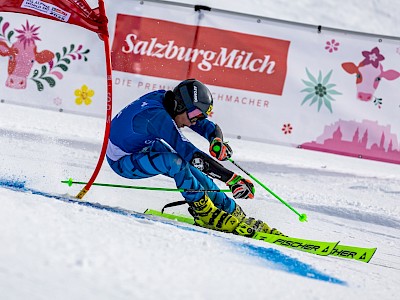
[111,14,290,95]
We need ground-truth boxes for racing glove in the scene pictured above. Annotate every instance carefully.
[210,137,233,161]
[226,174,255,199]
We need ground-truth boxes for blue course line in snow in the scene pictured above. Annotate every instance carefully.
[235,243,346,285]
[1,178,345,285]
[0,178,199,232]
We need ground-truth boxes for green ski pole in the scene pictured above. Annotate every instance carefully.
[227,158,308,222]
[61,178,230,193]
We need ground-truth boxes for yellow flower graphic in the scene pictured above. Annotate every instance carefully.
[74,84,94,105]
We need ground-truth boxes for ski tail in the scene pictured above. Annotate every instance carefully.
[144,209,195,224]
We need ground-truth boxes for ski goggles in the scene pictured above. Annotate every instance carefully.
[187,108,206,122]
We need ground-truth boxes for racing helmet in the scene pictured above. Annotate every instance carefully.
[173,79,213,121]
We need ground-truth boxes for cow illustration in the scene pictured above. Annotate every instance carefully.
[0,21,54,89]
[342,47,400,101]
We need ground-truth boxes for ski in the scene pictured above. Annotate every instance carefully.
[1,179,377,263]
[252,231,338,256]
[330,244,377,263]
[144,209,377,263]
[144,209,338,256]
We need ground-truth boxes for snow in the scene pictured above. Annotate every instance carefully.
[1,1,400,299]
[1,102,399,300]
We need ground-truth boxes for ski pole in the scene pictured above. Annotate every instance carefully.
[227,158,308,222]
[61,178,230,193]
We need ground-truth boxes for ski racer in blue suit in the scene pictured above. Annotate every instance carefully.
[106,79,284,236]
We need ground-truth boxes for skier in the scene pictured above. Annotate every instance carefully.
[106,79,284,237]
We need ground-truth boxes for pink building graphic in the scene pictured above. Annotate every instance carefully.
[301,119,400,164]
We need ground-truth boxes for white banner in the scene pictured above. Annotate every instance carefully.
[107,0,400,164]
[0,11,106,115]
[1,0,399,164]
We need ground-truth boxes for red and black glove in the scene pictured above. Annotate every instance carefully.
[226,174,255,199]
[209,137,233,161]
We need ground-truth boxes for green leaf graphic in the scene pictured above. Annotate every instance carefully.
[56,64,68,71]
[42,77,56,87]
[31,79,44,91]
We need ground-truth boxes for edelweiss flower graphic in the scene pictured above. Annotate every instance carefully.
[300,68,342,113]
[74,84,95,105]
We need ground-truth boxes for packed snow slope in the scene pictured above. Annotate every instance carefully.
[0,103,399,300]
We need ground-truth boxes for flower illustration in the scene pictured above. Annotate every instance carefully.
[325,39,340,53]
[300,68,342,113]
[53,97,62,106]
[74,84,94,105]
[15,20,41,48]
[373,97,382,109]
[361,47,384,68]
[282,123,293,134]
[31,44,90,91]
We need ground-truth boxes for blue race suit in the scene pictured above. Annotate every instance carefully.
[106,90,236,213]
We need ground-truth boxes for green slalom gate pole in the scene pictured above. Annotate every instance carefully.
[61,178,230,193]
[227,158,308,222]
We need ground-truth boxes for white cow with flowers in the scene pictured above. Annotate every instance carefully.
[342,47,400,101]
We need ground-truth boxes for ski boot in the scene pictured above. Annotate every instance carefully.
[231,204,286,237]
[188,194,239,233]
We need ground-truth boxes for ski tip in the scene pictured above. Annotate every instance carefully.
[366,248,378,263]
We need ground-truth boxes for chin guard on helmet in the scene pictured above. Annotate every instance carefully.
[163,90,186,118]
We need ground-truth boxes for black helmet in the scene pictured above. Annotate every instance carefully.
[173,79,213,118]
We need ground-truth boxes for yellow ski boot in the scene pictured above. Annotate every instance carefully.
[242,217,286,236]
[188,194,239,233]
[231,204,286,237]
